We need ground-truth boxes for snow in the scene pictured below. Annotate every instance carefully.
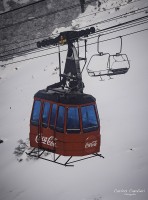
[0,0,148,200]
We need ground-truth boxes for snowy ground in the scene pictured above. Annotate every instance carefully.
[0,0,148,200]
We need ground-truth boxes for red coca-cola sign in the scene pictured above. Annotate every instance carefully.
[35,135,57,147]
[85,135,98,153]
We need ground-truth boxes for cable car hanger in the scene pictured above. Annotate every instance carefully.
[37,27,95,93]
[86,34,130,80]
[27,27,104,166]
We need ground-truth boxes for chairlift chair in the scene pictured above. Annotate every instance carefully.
[86,35,130,79]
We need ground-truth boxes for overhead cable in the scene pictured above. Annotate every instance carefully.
[0,0,143,40]
[0,0,97,30]
[1,13,148,61]
[0,0,45,16]
[1,26,148,67]
[1,5,148,58]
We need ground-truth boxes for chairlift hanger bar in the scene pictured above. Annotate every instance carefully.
[97,35,123,54]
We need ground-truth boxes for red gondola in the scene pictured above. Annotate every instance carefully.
[28,29,103,166]
[30,91,100,157]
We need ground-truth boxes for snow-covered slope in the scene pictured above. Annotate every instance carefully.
[0,0,148,200]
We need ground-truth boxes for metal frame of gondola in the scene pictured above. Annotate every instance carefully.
[26,147,104,167]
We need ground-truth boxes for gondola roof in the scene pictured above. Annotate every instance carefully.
[34,89,96,105]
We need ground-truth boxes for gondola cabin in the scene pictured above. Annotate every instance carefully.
[30,89,100,156]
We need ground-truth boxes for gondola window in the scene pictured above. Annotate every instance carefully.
[50,104,57,129]
[81,105,98,132]
[42,102,50,127]
[56,106,65,132]
[67,107,80,133]
[31,100,41,125]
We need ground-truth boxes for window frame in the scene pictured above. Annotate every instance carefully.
[31,100,42,126]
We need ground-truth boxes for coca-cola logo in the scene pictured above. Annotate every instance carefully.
[85,140,97,148]
[85,136,98,153]
[35,135,57,147]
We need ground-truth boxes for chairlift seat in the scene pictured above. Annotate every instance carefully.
[109,67,129,75]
